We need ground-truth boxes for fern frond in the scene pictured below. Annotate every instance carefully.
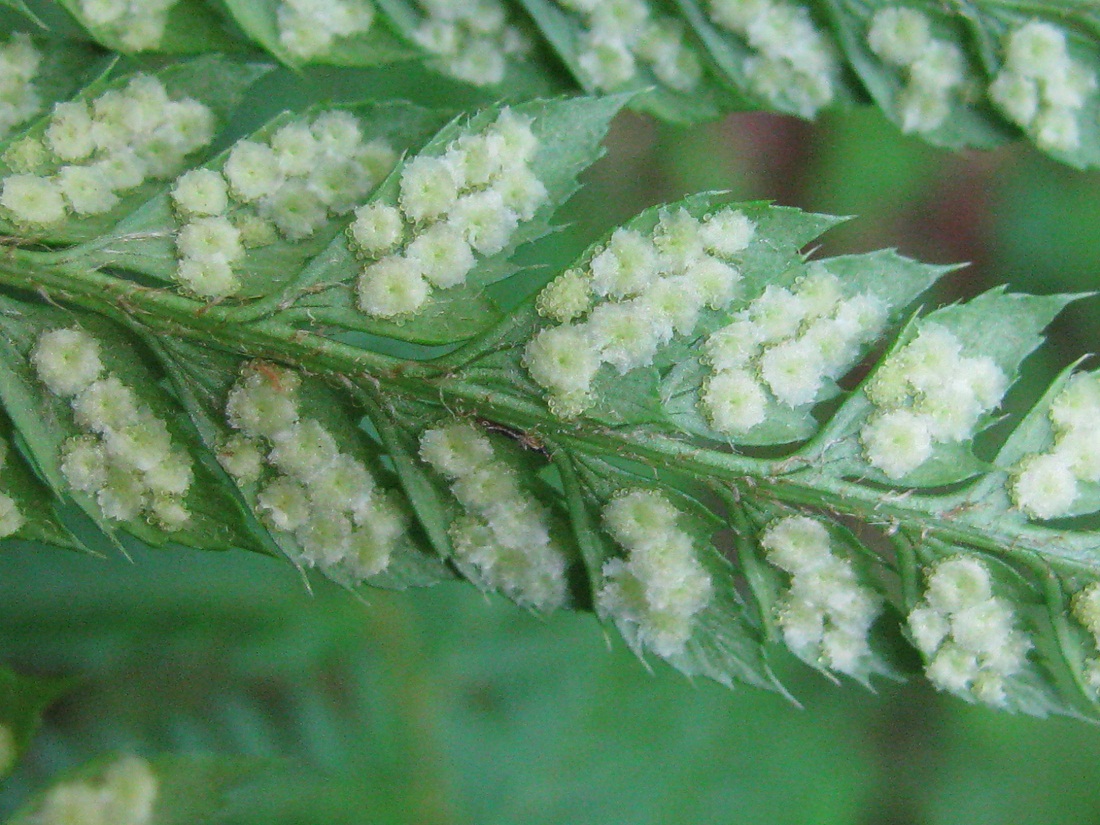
[3,34,1100,724]
[10,1,1100,164]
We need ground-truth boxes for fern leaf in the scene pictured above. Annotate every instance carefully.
[6,79,1100,717]
[17,1,1100,166]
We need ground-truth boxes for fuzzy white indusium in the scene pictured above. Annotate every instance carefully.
[555,0,704,93]
[412,0,531,86]
[988,20,1097,153]
[862,322,1006,479]
[1010,371,1100,519]
[224,362,404,579]
[171,110,396,300]
[0,33,42,143]
[34,754,158,825]
[707,0,838,117]
[867,7,969,134]
[528,206,752,416]
[908,556,1030,707]
[276,0,376,60]
[0,73,214,229]
[80,0,179,51]
[596,489,712,658]
[420,421,568,611]
[0,438,25,540]
[700,266,887,437]
[760,515,881,675]
[355,108,545,318]
[32,327,194,530]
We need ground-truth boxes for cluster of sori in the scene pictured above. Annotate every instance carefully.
[989,20,1097,153]
[412,0,531,86]
[596,489,712,658]
[867,7,970,134]
[0,33,41,142]
[419,421,568,611]
[222,362,404,579]
[79,0,179,51]
[700,266,887,437]
[527,206,752,417]
[553,0,703,93]
[277,0,376,59]
[759,516,881,675]
[861,322,1006,479]
[1010,371,1100,520]
[352,108,545,318]
[0,439,25,539]
[1071,583,1100,691]
[0,74,214,228]
[707,0,837,117]
[170,111,396,300]
[908,556,1030,706]
[31,328,194,530]
[33,755,158,825]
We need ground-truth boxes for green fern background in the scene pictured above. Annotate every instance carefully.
[5,94,1100,825]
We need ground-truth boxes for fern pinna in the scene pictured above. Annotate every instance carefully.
[3,0,1100,819]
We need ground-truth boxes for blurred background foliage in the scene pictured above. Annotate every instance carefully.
[4,62,1100,824]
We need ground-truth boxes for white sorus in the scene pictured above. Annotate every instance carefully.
[596,489,713,658]
[79,0,178,50]
[276,0,375,60]
[868,9,967,134]
[1009,372,1100,519]
[31,329,194,529]
[1,73,216,226]
[523,324,601,416]
[0,33,42,142]
[171,168,229,217]
[36,754,158,825]
[412,0,530,86]
[861,323,1006,479]
[0,438,24,539]
[420,422,568,611]
[31,327,104,397]
[536,269,592,324]
[224,362,404,578]
[699,270,886,437]
[760,516,881,675]
[989,20,1096,153]
[172,111,396,299]
[561,0,704,93]
[1072,583,1100,691]
[707,0,837,116]
[909,556,1030,706]
[527,206,755,417]
[357,109,543,318]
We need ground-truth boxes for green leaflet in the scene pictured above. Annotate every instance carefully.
[66,102,448,306]
[807,288,1075,488]
[377,0,567,95]
[275,94,625,345]
[9,0,1100,164]
[0,296,261,554]
[52,0,244,53]
[0,55,270,245]
[824,0,1012,150]
[217,0,415,68]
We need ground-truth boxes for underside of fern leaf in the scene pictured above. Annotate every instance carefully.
[7,0,1100,166]
[1,39,1100,727]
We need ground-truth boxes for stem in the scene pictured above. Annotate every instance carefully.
[4,251,1100,579]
